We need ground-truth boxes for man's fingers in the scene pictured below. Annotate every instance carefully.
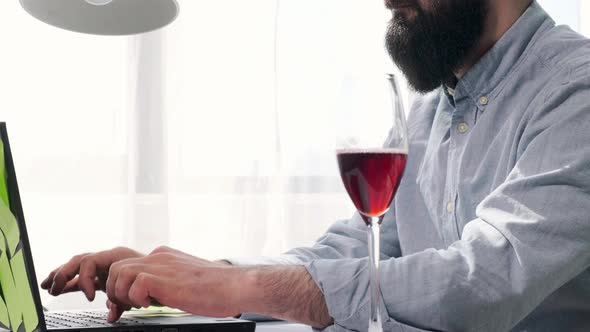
[107,258,151,308]
[77,255,98,301]
[108,261,172,309]
[61,277,81,294]
[107,302,131,323]
[62,277,104,296]
[43,247,144,298]
[106,258,136,300]
[41,268,60,289]
[128,273,169,309]
[77,252,115,301]
[113,265,144,308]
[50,254,91,295]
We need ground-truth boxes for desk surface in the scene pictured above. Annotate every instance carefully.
[256,322,313,331]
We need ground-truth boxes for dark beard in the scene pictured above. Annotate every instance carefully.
[386,0,488,93]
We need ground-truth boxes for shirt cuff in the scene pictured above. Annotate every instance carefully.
[223,254,304,267]
[305,258,430,332]
[304,258,379,331]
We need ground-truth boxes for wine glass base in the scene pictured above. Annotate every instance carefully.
[368,317,383,332]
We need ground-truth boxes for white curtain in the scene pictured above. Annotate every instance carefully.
[0,0,587,308]
[161,0,399,259]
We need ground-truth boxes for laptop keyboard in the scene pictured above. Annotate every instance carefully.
[45,311,146,329]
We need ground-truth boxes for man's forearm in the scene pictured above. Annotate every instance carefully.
[237,266,333,329]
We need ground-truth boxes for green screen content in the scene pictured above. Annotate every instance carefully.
[0,139,39,332]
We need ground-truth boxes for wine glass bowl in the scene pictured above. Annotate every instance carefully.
[337,148,407,225]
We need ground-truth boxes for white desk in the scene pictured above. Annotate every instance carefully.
[256,322,313,331]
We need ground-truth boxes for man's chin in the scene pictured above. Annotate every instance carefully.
[391,52,446,93]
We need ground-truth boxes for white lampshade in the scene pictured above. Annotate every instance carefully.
[20,0,179,36]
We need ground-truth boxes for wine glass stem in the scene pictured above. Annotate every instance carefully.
[368,217,383,332]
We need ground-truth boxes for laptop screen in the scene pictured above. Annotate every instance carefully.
[0,128,41,332]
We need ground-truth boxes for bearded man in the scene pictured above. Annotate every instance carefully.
[42,1,590,331]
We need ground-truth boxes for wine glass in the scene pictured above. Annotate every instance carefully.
[336,74,408,332]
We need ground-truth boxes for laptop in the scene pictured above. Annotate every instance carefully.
[0,123,255,332]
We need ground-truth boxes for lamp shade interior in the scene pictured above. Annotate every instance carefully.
[20,0,179,35]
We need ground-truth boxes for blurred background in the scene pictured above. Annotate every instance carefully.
[0,0,587,308]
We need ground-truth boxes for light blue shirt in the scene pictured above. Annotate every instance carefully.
[231,2,590,331]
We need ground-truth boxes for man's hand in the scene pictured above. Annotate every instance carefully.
[41,247,144,302]
[104,246,239,322]
[104,246,332,328]
[43,246,332,329]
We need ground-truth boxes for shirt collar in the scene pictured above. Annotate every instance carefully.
[443,85,456,107]
[453,1,555,109]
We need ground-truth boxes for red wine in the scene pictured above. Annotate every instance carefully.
[337,149,407,224]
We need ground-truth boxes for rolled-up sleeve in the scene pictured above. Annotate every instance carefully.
[305,78,590,331]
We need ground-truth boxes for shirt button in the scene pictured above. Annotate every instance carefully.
[457,121,469,133]
[446,201,455,214]
[479,96,489,105]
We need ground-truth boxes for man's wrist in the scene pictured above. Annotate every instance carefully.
[230,267,261,315]
[230,265,333,329]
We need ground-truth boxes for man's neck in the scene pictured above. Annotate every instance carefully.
[453,0,532,80]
